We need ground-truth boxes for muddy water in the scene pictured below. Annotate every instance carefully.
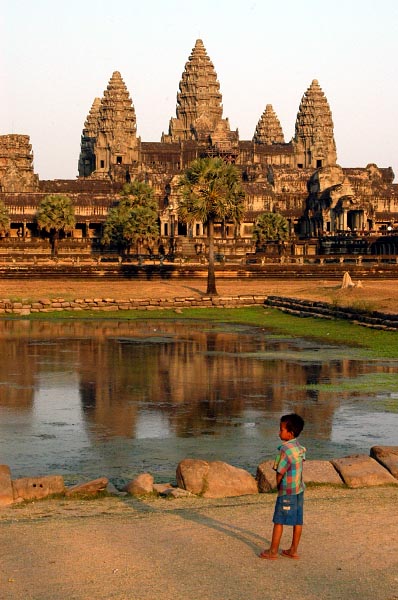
[0,319,397,486]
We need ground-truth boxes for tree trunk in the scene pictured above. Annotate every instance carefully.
[51,230,59,257]
[206,218,217,296]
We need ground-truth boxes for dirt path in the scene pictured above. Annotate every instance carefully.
[0,277,397,313]
[1,487,397,600]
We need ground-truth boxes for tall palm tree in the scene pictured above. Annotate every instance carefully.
[36,195,75,256]
[178,157,245,295]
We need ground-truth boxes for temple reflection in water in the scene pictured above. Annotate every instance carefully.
[0,319,396,481]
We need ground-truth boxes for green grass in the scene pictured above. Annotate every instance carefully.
[3,305,398,358]
[300,373,398,394]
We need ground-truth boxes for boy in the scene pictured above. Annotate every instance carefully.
[259,413,306,560]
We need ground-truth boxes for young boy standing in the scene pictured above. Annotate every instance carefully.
[259,413,306,560]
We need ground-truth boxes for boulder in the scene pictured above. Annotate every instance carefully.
[123,473,154,496]
[66,477,108,497]
[0,465,14,506]
[153,483,174,495]
[370,446,398,479]
[177,459,258,498]
[176,459,210,494]
[256,460,277,492]
[303,460,343,485]
[331,455,397,488]
[12,475,65,501]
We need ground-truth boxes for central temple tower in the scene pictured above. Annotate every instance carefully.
[162,39,238,152]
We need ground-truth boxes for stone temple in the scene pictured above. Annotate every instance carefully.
[0,39,397,256]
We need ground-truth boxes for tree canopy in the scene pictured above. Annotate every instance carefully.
[102,181,159,256]
[36,194,75,255]
[0,200,10,237]
[253,211,289,248]
[178,157,245,295]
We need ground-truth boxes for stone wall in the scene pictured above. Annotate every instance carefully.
[266,295,398,330]
[0,294,267,315]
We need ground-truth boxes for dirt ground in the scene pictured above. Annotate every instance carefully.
[0,487,397,600]
[0,276,397,313]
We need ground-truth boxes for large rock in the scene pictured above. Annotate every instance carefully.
[0,465,14,506]
[12,475,65,501]
[256,460,277,492]
[303,460,343,485]
[177,459,258,498]
[66,477,108,497]
[331,455,397,488]
[123,473,154,496]
[370,446,398,479]
[176,459,210,494]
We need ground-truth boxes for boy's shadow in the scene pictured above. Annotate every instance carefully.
[123,496,269,556]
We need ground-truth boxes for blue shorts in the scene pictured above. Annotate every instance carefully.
[273,492,304,526]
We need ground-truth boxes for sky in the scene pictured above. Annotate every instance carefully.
[1,0,398,181]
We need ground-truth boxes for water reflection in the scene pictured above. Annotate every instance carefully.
[0,319,397,483]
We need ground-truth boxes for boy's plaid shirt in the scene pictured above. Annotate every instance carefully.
[273,439,306,496]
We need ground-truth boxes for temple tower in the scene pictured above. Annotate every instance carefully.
[78,71,139,181]
[253,104,285,144]
[293,79,337,169]
[78,98,101,177]
[162,39,238,152]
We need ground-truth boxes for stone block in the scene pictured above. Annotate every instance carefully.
[303,460,343,485]
[331,454,397,488]
[370,446,398,479]
[0,465,14,506]
[65,477,108,496]
[12,475,65,501]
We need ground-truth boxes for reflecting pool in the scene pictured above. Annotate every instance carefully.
[0,319,397,485]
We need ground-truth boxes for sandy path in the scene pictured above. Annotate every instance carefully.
[1,487,397,600]
[0,277,397,313]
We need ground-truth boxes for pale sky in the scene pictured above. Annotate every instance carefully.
[1,0,398,181]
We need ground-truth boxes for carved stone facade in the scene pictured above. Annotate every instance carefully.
[0,135,39,193]
[0,39,397,250]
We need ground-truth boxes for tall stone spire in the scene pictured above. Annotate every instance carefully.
[253,104,285,144]
[293,79,337,169]
[78,98,101,177]
[162,39,237,148]
[78,71,139,180]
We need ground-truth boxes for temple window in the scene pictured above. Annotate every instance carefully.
[297,163,303,169]
[100,160,105,168]
[117,156,122,165]
[316,160,322,168]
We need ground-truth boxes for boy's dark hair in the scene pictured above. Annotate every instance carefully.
[281,413,304,437]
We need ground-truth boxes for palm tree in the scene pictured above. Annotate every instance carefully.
[36,195,75,256]
[178,157,245,295]
[0,200,10,237]
[253,211,289,250]
[102,180,159,258]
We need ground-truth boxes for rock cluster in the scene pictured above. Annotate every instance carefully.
[1,447,397,506]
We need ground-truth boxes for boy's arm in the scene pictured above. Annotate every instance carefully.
[276,472,283,488]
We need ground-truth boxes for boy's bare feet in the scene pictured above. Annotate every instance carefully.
[281,549,300,559]
[259,549,279,560]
